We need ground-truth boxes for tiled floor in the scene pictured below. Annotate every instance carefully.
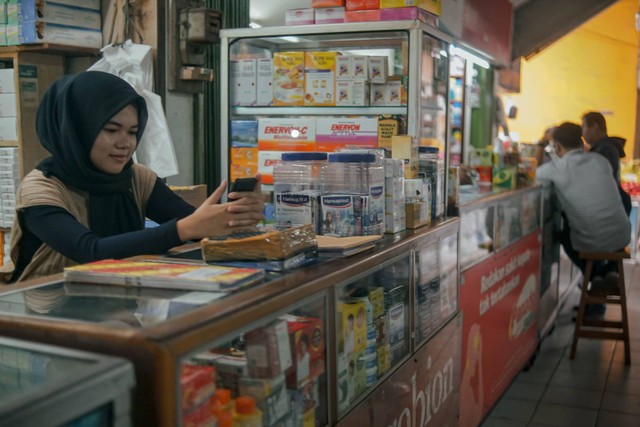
[481,261,640,427]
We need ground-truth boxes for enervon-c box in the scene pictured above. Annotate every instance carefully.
[258,118,316,152]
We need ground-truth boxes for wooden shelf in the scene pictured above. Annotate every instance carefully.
[0,141,18,148]
[0,44,99,57]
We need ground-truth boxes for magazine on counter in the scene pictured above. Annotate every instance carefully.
[64,259,265,292]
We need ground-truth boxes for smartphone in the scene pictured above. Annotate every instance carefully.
[228,177,258,201]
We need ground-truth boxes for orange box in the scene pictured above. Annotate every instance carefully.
[272,52,305,107]
[230,163,258,181]
[312,0,344,7]
[345,9,381,22]
[231,147,258,166]
[346,0,380,11]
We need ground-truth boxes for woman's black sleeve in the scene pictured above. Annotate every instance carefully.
[21,205,186,264]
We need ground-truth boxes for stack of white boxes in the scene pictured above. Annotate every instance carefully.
[0,0,102,48]
[384,158,406,233]
[0,68,17,142]
[0,147,18,228]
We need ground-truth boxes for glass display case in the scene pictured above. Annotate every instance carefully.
[0,335,134,426]
[219,21,452,190]
[0,220,459,426]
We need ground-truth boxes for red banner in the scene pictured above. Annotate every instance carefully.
[459,232,541,427]
[336,315,461,427]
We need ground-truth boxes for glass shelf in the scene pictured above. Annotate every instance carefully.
[232,106,407,116]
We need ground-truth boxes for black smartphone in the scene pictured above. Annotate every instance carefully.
[228,177,258,201]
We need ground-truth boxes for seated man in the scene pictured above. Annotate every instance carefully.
[536,122,630,305]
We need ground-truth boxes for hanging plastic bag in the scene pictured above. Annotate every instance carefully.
[88,40,179,178]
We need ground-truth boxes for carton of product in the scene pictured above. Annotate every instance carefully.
[272,52,305,106]
[230,59,257,106]
[258,118,316,151]
[285,8,314,26]
[314,7,345,24]
[256,58,273,106]
[304,51,337,106]
[315,117,377,151]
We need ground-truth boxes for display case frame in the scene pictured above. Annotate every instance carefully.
[0,219,459,427]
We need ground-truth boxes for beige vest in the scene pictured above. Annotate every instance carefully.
[1,164,157,283]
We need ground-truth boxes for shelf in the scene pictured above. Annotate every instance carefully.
[232,106,407,116]
[0,44,99,57]
[0,141,18,147]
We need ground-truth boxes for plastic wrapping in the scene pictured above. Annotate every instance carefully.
[201,225,318,262]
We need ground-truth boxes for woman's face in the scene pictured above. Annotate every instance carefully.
[90,105,139,174]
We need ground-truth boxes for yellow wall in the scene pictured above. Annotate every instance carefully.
[505,0,638,157]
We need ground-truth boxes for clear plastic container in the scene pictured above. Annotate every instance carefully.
[418,146,444,220]
[321,153,385,235]
[273,152,328,232]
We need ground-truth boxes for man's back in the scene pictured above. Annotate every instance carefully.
[537,150,630,252]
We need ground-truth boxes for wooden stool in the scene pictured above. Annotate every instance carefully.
[570,249,631,364]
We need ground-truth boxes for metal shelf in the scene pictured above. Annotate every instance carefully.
[232,106,407,116]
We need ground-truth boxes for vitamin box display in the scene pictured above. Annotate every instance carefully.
[304,51,337,106]
[272,52,305,106]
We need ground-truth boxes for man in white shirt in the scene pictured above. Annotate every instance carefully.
[537,122,630,298]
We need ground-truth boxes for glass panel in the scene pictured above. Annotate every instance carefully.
[179,294,328,427]
[415,233,459,345]
[521,189,541,235]
[459,206,494,270]
[419,34,448,150]
[494,194,523,250]
[0,342,93,402]
[0,282,227,327]
[335,255,411,417]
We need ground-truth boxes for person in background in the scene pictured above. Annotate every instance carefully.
[536,122,630,313]
[3,71,264,283]
[581,111,631,214]
[534,126,555,166]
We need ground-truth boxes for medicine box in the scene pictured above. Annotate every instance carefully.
[6,3,17,24]
[315,117,378,151]
[256,58,273,106]
[6,23,18,46]
[338,300,367,355]
[368,56,388,84]
[0,117,17,141]
[344,9,381,22]
[244,319,293,379]
[285,8,314,26]
[18,0,102,30]
[0,69,15,93]
[272,52,305,106]
[45,0,101,10]
[312,0,345,7]
[391,134,419,179]
[0,25,7,46]
[0,93,16,117]
[19,21,103,48]
[284,316,325,388]
[258,118,316,151]
[230,59,257,107]
[314,7,345,24]
[230,120,258,148]
[0,4,6,26]
[257,150,285,185]
[380,0,441,15]
[304,51,337,106]
[335,80,368,107]
[346,0,380,11]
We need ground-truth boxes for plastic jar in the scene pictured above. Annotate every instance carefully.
[321,153,385,235]
[418,146,445,220]
[233,395,262,427]
[273,152,327,232]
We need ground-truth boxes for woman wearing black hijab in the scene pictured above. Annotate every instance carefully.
[5,71,264,282]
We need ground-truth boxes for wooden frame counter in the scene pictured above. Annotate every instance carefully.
[0,219,459,426]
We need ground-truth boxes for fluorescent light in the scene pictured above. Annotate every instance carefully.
[449,45,490,69]
[249,21,262,28]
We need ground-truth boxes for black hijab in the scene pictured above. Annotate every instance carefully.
[36,71,149,237]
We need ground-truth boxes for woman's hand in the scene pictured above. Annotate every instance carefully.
[176,175,265,241]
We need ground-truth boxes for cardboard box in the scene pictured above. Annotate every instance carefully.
[170,184,207,208]
[258,118,316,151]
[469,148,493,166]
[338,300,367,355]
[0,117,17,141]
[285,316,325,388]
[379,0,441,15]
[230,59,257,106]
[346,0,380,11]
[0,69,15,93]
[344,9,381,22]
[6,4,18,24]
[239,374,291,426]
[19,21,102,48]
[368,56,388,84]
[256,58,273,106]
[45,0,101,10]
[315,117,378,151]
[0,25,7,46]
[6,23,19,46]
[377,115,403,150]
[0,93,16,117]
[314,7,345,24]
[285,8,314,26]
[312,0,344,7]
[231,147,258,166]
[493,166,517,190]
[391,135,418,178]
[405,201,430,229]
[230,163,258,182]
[0,5,6,26]
[335,80,368,106]
[18,0,101,30]
[244,319,293,379]
[258,150,285,185]
[230,120,258,148]
[272,52,305,106]
[304,51,337,106]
